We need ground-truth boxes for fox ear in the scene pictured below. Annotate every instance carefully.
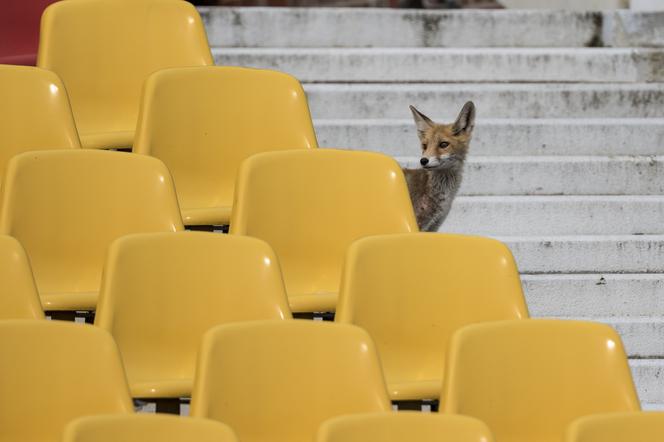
[453,101,476,135]
[410,105,434,141]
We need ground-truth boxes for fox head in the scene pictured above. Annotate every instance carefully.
[409,101,476,169]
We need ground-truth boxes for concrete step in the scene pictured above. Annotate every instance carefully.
[545,317,664,358]
[398,156,664,196]
[607,318,664,358]
[316,118,664,157]
[200,7,664,48]
[500,235,664,274]
[215,48,664,83]
[201,8,600,48]
[608,11,664,48]
[630,360,664,406]
[523,274,664,318]
[304,83,664,119]
[519,319,664,404]
[443,196,664,236]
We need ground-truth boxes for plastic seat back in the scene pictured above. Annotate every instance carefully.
[442,320,641,442]
[64,415,238,442]
[318,413,494,442]
[0,150,183,311]
[134,66,318,226]
[0,65,79,183]
[190,320,391,442]
[336,233,528,401]
[230,149,418,312]
[0,0,57,65]
[566,412,664,442]
[0,235,43,319]
[37,0,213,149]
[0,320,133,442]
[96,231,292,398]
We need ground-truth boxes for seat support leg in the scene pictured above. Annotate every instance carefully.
[394,400,424,411]
[47,311,77,322]
[153,398,181,415]
[186,225,215,232]
[393,399,440,411]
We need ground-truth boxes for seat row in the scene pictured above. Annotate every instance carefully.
[1,63,317,228]
[49,412,664,442]
[0,147,415,316]
[1,228,525,404]
[0,317,654,442]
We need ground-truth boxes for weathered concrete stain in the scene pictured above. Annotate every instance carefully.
[585,11,604,47]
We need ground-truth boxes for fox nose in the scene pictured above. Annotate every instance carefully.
[420,157,429,166]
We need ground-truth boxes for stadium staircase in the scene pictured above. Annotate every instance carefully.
[200,7,664,409]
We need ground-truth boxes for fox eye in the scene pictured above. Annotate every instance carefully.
[439,141,450,148]
[421,144,427,150]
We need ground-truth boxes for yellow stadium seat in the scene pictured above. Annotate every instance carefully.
[95,231,292,409]
[230,149,418,313]
[133,66,318,227]
[190,320,392,442]
[566,412,664,442]
[0,150,183,313]
[0,65,79,183]
[317,412,494,442]
[0,320,133,442]
[64,414,238,442]
[336,233,528,403]
[442,320,640,442]
[0,235,44,319]
[37,0,213,149]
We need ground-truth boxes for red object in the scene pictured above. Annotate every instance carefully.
[0,0,59,66]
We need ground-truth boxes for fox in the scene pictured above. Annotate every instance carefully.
[403,101,476,232]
